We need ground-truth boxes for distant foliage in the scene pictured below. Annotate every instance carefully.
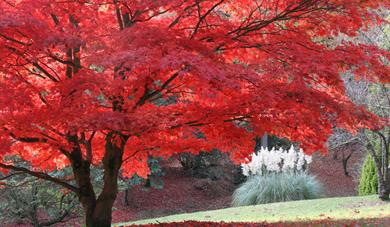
[358,156,378,196]
[232,172,323,206]
[179,149,228,180]
[143,157,165,189]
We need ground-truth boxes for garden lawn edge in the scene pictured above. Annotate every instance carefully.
[114,195,390,226]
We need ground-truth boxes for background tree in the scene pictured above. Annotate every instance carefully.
[0,1,389,226]
[361,84,389,200]
[329,75,389,198]
[327,9,390,199]
[328,128,363,176]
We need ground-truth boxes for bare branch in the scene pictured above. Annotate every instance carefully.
[0,171,24,180]
[0,162,79,193]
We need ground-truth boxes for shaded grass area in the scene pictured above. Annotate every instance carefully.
[115,195,390,226]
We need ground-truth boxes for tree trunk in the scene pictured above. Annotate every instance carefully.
[375,165,390,201]
[364,135,388,200]
[342,158,349,176]
[81,132,128,227]
[341,150,352,177]
[73,161,97,227]
[68,132,128,227]
[378,167,390,201]
[124,189,130,206]
[77,168,120,226]
[79,177,117,227]
[83,199,116,227]
[378,182,389,201]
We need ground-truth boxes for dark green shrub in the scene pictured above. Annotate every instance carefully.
[358,155,378,196]
[179,149,224,179]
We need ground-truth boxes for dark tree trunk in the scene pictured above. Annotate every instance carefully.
[144,178,151,187]
[342,150,352,177]
[369,154,389,201]
[84,199,116,227]
[124,189,130,206]
[68,132,128,227]
[72,159,97,227]
[342,159,349,176]
[363,132,389,201]
[77,168,123,225]
[378,184,389,201]
[378,168,390,201]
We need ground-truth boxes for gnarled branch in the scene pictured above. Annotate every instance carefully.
[0,162,79,193]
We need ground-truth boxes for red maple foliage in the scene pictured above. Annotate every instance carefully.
[0,0,389,226]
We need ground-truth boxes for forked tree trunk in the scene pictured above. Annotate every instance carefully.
[78,160,122,226]
[84,198,116,227]
[78,181,116,227]
[69,132,128,227]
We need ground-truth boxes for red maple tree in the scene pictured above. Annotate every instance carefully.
[0,0,389,226]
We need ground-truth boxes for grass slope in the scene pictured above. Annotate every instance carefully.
[116,195,390,226]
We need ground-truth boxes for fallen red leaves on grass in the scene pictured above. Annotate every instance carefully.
[121,218,390,227]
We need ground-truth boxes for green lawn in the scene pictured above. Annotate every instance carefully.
[115,195,390,226]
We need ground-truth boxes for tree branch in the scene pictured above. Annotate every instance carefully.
[5,129,48,143]
[0,171,24,180]
[0,162,79,193]
[134,66,189,108]
[328,137,359,151]
[190,0,225,39]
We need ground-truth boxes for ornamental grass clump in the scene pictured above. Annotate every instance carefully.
[241,145,312,176]
[232,146,323,207]
[232,172,323,206]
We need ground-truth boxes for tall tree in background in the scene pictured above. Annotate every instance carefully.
[328,9,390,199]
[0,1,389,226]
